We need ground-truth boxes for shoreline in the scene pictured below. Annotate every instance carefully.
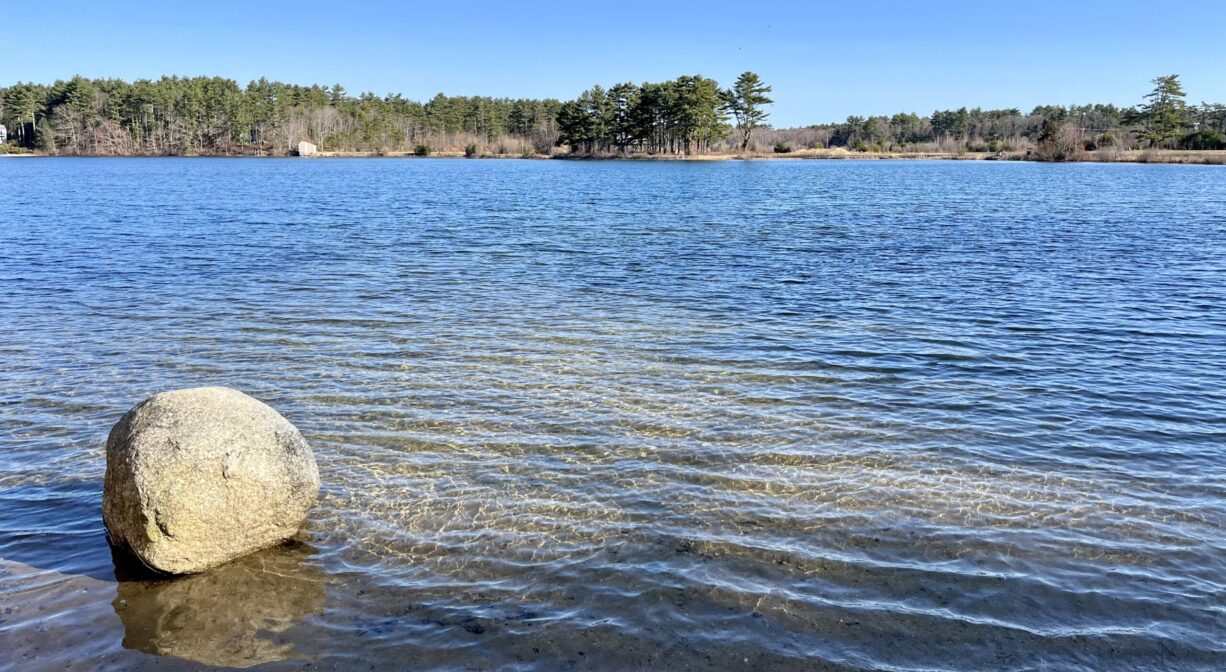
[3,148,1223,165]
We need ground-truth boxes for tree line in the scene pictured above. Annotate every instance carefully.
[1,73,1222,156]
[0,76,562,155]
[798,75,1224,155]
[0,72,772,156]
[555,72,772,155]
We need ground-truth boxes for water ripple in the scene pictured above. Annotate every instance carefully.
[0,158,1224,671]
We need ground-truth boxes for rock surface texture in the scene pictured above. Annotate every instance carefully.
[103,387,320,574]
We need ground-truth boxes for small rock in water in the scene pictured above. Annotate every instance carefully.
[102,386,320,574]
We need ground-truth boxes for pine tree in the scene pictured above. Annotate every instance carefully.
[1138,74,1186,147]
[608,82,640,153]
[3,84,41,147]
[34,117,55,152]
[721,72,773,151]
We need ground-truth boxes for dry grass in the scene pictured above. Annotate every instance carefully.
[148,146,1226,165]
[307,148,1226,164]
[1090,150,1226,165]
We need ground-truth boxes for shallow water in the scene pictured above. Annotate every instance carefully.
[0,157,1223,671]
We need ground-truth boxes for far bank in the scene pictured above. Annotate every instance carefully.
[4,147,1224,165]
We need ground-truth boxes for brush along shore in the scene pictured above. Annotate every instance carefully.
[305,147,1226,164]
[7,147,1223,164]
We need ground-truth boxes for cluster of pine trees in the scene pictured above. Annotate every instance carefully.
[0,76,562,155]
[554,73,772,155]
[1,73,1223,156]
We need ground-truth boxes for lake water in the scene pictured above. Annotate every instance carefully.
[0,157,1223,671]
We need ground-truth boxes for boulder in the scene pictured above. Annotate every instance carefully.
[103,387,320,574]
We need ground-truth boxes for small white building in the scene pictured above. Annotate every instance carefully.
[297,140,317,157]
[0,125,7,144]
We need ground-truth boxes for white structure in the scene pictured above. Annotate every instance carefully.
[297,140,317,157]
[0,124,7,144]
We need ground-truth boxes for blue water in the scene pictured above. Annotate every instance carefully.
[0,157,1224,671]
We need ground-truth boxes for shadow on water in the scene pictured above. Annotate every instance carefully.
[110,538,327,668]
[0,481,325,668]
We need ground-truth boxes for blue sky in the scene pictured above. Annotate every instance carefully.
[5,0,1225,127]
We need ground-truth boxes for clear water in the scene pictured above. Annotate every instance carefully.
[0,157,1224,671]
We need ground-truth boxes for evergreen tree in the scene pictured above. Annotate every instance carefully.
[722,72,773,151]
[608,82,641,153]
[556,99,594,153]
[1138,74,1186,147]
[34,117,55,152]
[672,75,727,154]
[3,83,41,147]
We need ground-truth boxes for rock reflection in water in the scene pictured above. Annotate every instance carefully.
[110,540,324,668]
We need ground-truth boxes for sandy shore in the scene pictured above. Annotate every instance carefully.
[6,148,1223,164]
[217,148,1226,165]
[554,148,1226,164]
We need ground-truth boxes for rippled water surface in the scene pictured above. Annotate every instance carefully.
[1,157,1224,671]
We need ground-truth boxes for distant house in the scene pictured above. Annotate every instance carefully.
[0,125,7,144]
[297,140,317,157]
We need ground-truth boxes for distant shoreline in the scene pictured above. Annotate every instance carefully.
[550,149,1225,165]
[3,149,1223,165]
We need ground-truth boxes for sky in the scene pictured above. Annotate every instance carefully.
[4,0,1225,127]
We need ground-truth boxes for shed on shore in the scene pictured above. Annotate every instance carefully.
[297,140,317,157]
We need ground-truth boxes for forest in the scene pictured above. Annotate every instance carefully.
[0,77,562,156]
[1,73,1223,157]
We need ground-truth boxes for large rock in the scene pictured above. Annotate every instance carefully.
[103,387,320,574]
